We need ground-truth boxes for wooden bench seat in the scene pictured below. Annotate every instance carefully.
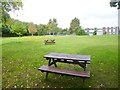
[39,66,90,78]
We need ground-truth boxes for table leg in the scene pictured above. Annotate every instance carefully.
[52,58,57,67]
[47,59,57,67]
[46,59,51,79]
[78,61,88,71]
[48,59,51,66]
[84,61,87,71]
[83,78,85,83]
[46,72,48,79]
[78,63,85,70]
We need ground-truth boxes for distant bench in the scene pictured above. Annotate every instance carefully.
[38,52,91,82]
[44,39,55,44]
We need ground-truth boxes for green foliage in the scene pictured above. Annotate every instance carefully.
[60,28,68,35]
[47,18,58,35]
[37,24,48,36]
[93,28,97,35]
[77,29,87,35]
[1,11,10,25]
[52,27,61,35]
[5,18,15,27]
[69,17,87,35]
[93,30,97,35]
[11,21,27,36]
[1,19,27,37]
[1,1,23,37]
[2,16,89,37]
[1,1,23,25]
[1,25,11,37]
[1,1,23,12]
[69,17,82,35]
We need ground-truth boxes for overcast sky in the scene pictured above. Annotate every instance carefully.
[10,0,118,29]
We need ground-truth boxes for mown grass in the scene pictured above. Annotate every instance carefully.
[2,35,118,88]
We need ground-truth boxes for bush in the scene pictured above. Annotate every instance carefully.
[77,29,87,35]
[93,30,97,35]
[1,25,12,37]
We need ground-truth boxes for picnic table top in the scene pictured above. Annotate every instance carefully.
[44,52,91,61]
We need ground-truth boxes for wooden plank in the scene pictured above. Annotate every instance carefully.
[39,66,90,78]
[44,52,91,61]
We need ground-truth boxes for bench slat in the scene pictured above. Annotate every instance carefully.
[39,66,90,78]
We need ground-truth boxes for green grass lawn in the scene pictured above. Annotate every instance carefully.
[1,35,118,88]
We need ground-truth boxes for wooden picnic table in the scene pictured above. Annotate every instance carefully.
[38,52,91,81]
[44,39,55,44]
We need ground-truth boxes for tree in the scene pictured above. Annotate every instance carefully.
[47,19,52,35]
[37,24,48,36]
[1,1,23,25]
[1,1,23,37]
[11,21,27,36]
[54,27,61,35]
[2,25,12,37]
[1,11,10,25]
[5,18,15,27]
[60,28,68,35]
[69,17,82,35]
[47,18,58,35]
[77,29,87,35]
[93,30,97,35]
[52,18,58,35]
[93,27,97,35]
[28,22,37,36]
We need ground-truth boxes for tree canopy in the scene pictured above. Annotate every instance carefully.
[69,17,80,34]
[28,22,37,36]
[1,0,23,25]
[69,17,86,35]
[1,1,88,37]
[11,20,27,36]
[47,18,58,35]
[37,24,48,36]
